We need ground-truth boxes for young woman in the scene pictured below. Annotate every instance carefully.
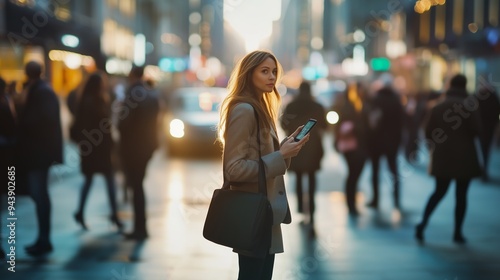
[218,50,309,279]
[73,71,122,231]
[332,82,369,216]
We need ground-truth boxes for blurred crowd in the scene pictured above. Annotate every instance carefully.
[282,73,500,241]
[1,59,500,260]
[0,61,160,258]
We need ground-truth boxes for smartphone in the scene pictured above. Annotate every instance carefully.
[294,119,317,142]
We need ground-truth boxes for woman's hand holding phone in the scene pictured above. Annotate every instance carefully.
[280,125,310,159]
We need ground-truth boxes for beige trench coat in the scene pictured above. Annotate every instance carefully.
[223,103,291,256]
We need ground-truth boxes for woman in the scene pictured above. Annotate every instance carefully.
[218,50,308,279]
[281,81,326,225]
[332,82,368,216]
[415,74,482,244]
[73,72,122,231]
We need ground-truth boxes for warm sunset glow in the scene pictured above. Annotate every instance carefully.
[223,0,281,52]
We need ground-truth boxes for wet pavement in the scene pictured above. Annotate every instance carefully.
[1,137,500,280]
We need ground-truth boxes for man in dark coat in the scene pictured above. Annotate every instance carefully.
[118,66,159,240]
[475,83,500,181]
[280,81,326,226]
[366,79,404,209]
[17,61,63,255]
[416,74,482,244]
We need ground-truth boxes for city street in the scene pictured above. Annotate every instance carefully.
[1,134,500,280]
[2,1,500,279]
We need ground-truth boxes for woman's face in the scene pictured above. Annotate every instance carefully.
[251,57,277,95]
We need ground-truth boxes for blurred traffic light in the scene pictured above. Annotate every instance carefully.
[370,57,391,72]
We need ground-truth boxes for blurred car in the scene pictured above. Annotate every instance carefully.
[163,87,227,157]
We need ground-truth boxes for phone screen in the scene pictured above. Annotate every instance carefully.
[294,119,317,141]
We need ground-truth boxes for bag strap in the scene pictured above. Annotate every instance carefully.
[221,105,268,196]
[254,108,268,196]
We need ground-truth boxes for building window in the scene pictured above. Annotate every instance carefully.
[10,0,35,8]
[453,0,464,35]
[474,0,484,29]
[419,11,430,43]
[490,0,499,26]
[120,0,135,17]
[435,4,446,40]
[102,19,135,61]
[107,0,118,8]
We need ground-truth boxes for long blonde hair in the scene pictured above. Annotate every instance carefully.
[217,50,283,145]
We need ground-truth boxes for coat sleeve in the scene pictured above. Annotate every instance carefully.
[224,103,286,183]
[279,137,292,168]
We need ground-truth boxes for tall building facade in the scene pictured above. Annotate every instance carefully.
[0,0,104,95]
[408,0,500,91]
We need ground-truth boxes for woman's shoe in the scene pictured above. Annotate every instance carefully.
[25,242,53,256]
[348,208,360,217]
[415,224,425,243]
[453,233,467,244]
[110,215,124,232]
[74,212,88,230]
[124,231,148,240]
[366,200,379,209]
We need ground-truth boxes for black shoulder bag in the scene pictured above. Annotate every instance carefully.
[203,109,272,252]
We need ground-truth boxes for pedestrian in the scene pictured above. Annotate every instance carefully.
[365,75,404,210]
[281,80,326,226]
[72,71,123,231]
[118,65,159,240]
[403,92,427,163]
[475,82,500,182]
[0,77,17,259]
[0,77,16,172]
[6,81,24,117]
[66,86,79,117]
[16,61,63,256]
[415,74,482,244]
[217,50,309,279]
[332,81,369,216]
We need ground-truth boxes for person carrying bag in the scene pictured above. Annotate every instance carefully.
[204,50,309,279]
[203,109,272,254]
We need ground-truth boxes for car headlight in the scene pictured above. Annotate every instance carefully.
[169,119,185,138]
[326,111,339,124]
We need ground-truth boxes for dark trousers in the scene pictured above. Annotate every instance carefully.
[295,171,316,222]
[369,150,400,208]
[419,177,470,235]
[480,131,495,177]
[27,168,51,245]
[76,172,119,218]
[343,150,366,213]
[238,253,275,280]
[124,161,148,234]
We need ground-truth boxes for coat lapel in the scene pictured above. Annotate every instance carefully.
[270,127,280,151]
